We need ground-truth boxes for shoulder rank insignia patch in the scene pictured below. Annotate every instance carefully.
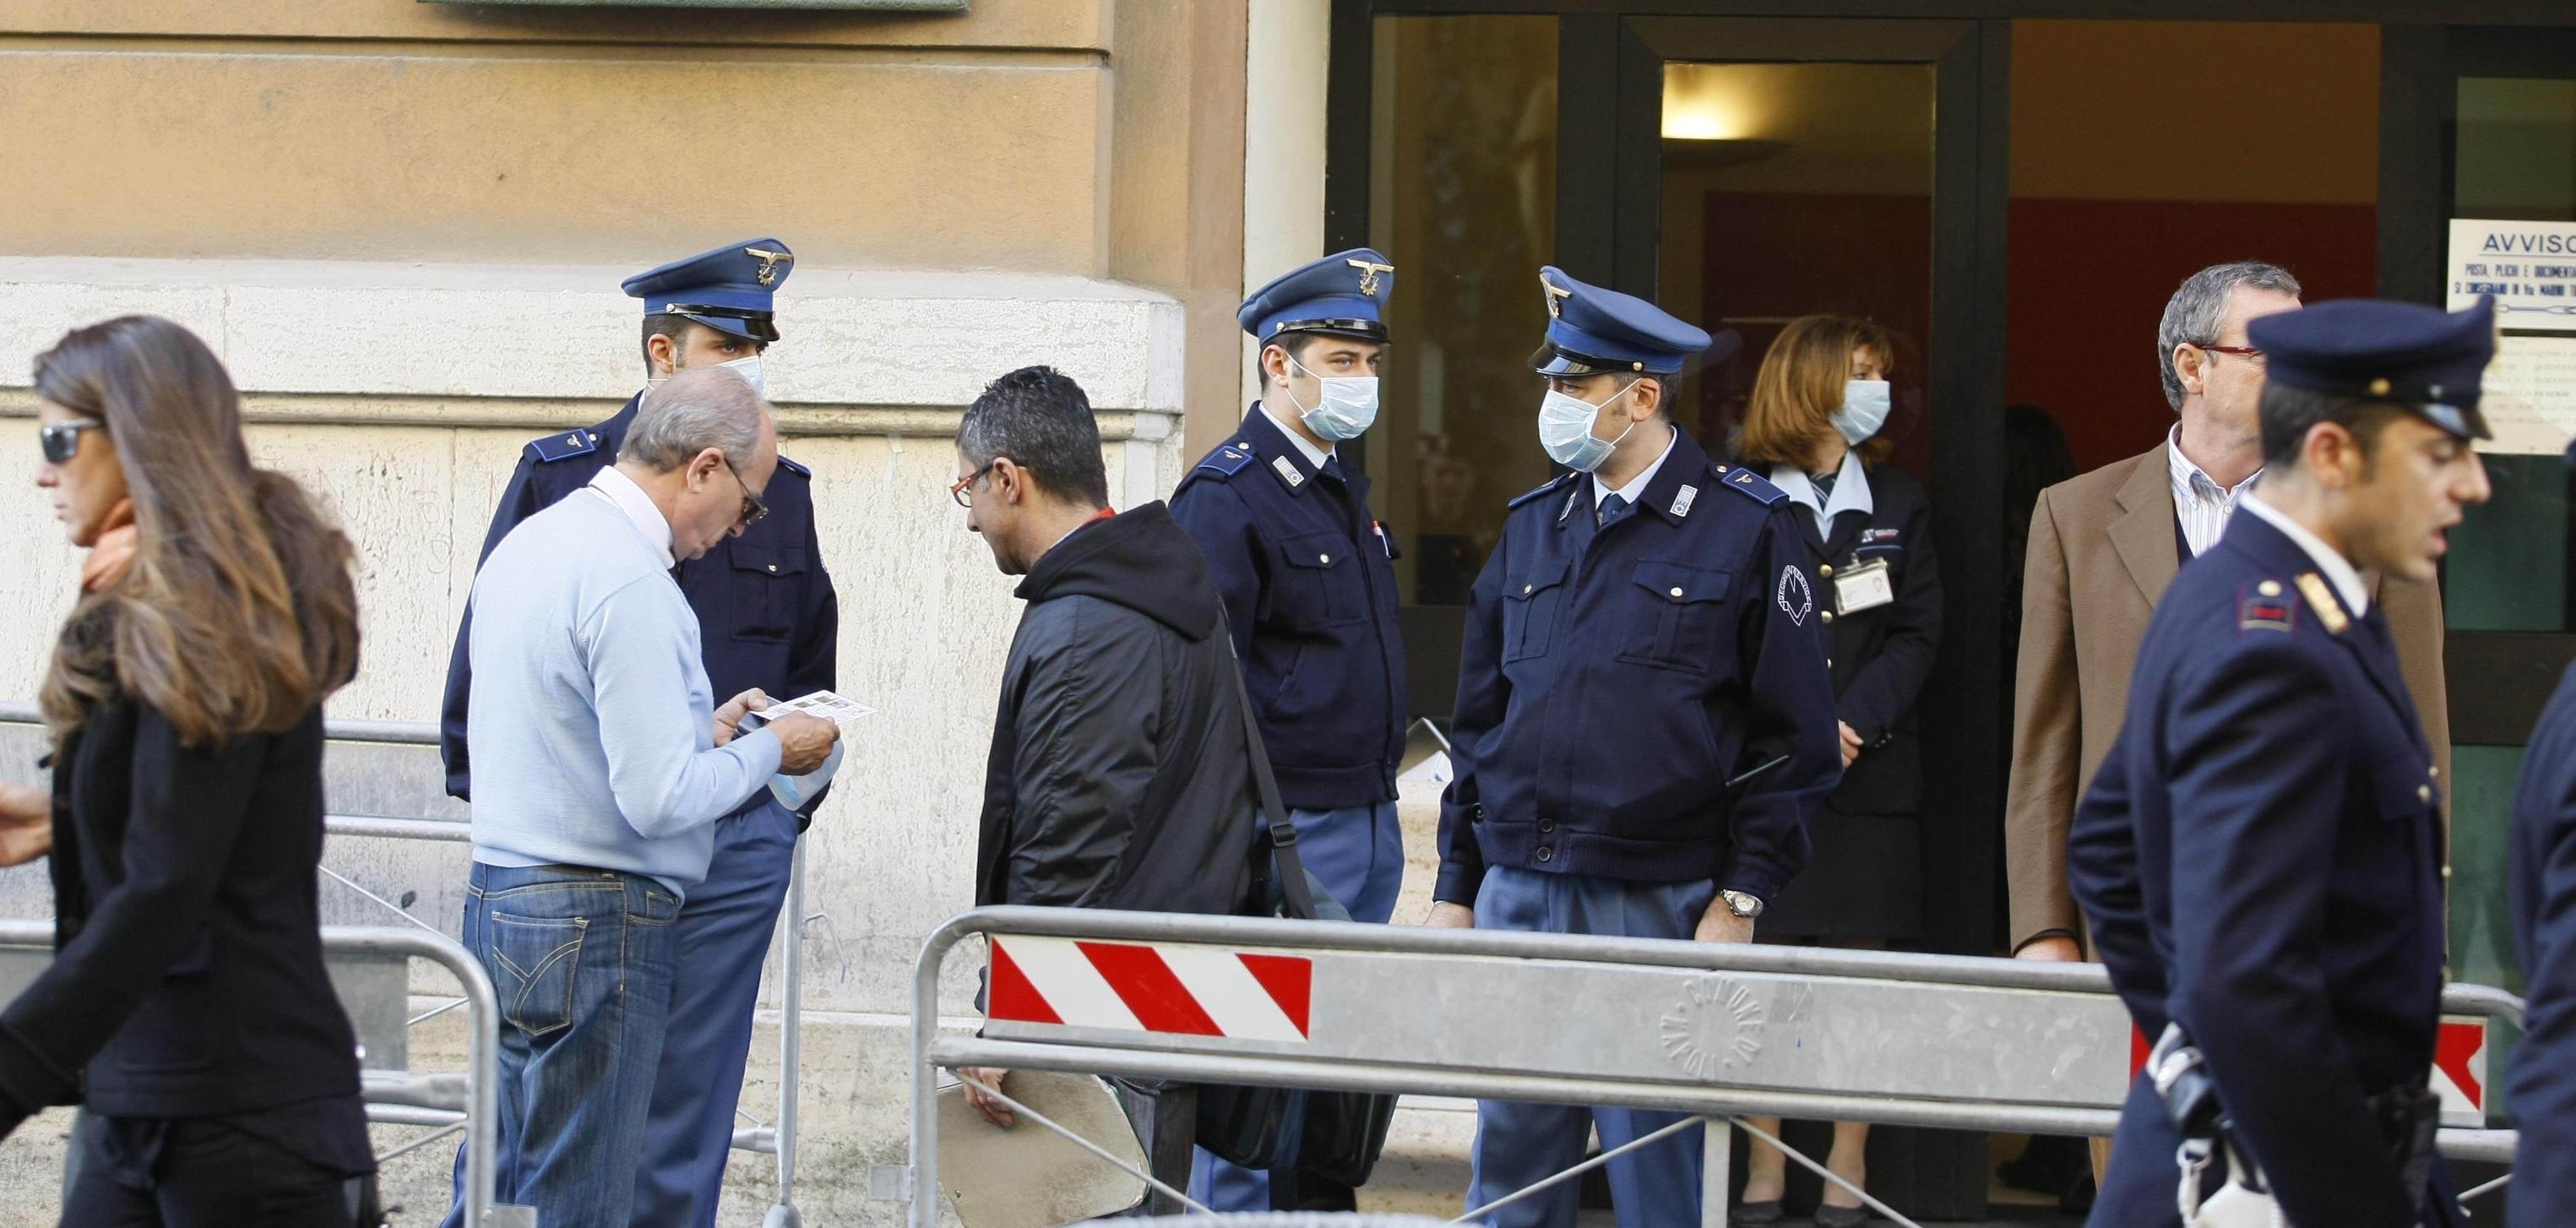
[1719,465,1788,507]
[1508,473,1574,511]
[525,430,599,464]
[2240,586,2297,633]
[775,454,811,479]
[1196,443,1255,477]
[2293,573,2350,634]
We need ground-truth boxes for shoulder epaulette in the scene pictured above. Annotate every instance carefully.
[775,454,812,479]
[1715,464,1787,507]
[1193,440,1258,478]
[1508,473,1576,510]
[524,429,600,464]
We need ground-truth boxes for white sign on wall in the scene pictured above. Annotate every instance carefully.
[2449,218,2576,332]
[2450,220,2576,454]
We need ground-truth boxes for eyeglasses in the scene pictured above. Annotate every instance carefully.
[950,464,994,508]
[40,418,103,465]
[2197,344,2267,366]
[720,458,769,529]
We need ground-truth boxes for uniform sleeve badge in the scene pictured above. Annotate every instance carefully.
[1775,565,1814,627]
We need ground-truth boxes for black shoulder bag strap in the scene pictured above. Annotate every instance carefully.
[1225,649,1318,922]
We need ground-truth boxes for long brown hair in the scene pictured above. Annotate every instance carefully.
[1736,315,1900,469]
[37,317,359,748]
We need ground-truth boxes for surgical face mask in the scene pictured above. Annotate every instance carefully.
[1538,380,1639,473]
[715,354,767,399]
[1286,355,1378,441]
[1832,379,1890,446]
[648,350,769,399]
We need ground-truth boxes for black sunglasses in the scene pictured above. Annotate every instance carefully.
[40,418,103,465]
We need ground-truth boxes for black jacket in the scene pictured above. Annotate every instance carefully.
[976,503,1258,916]
[0,699,361,1132]
[1790,464,1943,817]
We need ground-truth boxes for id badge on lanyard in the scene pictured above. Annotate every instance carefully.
[1833,557,1895,616]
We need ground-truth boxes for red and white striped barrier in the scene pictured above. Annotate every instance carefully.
[986,935,1314,1044]
[2129,1018,2489,1126]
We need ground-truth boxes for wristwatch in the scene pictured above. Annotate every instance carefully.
[1720,889,1765,919]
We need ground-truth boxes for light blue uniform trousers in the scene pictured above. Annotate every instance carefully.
[1465,866,1715,1228]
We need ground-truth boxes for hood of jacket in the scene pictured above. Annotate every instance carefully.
[1013,502,1221,641]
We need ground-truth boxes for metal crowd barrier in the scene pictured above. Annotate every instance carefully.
[0,702,815,1225]
[0,921,521,1226]
[909,906,2524,1228]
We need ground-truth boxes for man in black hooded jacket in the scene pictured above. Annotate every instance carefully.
[951,366,1259,1206]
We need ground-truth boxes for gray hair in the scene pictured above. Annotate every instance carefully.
[2156,261,2301,410]
[620,365,769,471]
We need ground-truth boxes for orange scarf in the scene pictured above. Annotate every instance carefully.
[79,499,138,594]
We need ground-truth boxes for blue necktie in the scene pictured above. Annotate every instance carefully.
[1597,492,1628,527]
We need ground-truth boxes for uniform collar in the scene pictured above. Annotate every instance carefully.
[587,465,677,568]
[1238,402,1335,496]
[1258,401,1335,470]
[1592,423,1677,512]
[1769,448,1872,535]
[1563,427,1713,526]
[2237,491,2367,617]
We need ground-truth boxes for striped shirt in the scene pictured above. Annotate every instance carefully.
[2167,425,2262,558]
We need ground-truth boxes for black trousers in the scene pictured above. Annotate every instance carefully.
[1111,1079,1198,1217]
[61,1111,367,1227]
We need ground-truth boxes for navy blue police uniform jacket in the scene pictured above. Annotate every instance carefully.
[2070,509,2454,1228]
[439,394,841,824]
[1433,427,1841,908]
[1168,406,1407,810]
[2507,662,2576,1228]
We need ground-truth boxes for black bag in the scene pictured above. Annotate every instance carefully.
[1190,656,1399,1186]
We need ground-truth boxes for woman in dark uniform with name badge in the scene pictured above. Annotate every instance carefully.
[1726,316,1942,1227]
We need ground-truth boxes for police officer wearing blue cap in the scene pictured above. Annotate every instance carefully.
[1171,250,1409,1211]
[2504,436,2576,1228]
[437,238,839,1228]
[2073,298,2496,1228]
[1428,267,1841,1228]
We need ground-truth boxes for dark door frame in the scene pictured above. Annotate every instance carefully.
[2382,24,2576,746]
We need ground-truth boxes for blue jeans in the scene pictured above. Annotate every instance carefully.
[634,801,799,1227]
[1466,867,1715,1228]
[1193,801,1404,1210]
[441,862,681,1228]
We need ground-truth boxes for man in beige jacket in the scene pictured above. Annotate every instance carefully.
[2004,263,2452,1162]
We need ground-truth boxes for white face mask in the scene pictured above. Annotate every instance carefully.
[1286,355,1379,442]
[1538,379,1639,473]
[716,354,766,399]
[1832,379,1890,446]
[649,350,769,399]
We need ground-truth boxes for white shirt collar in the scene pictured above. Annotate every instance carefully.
[2237,491,2367,617]
[2167,424,2262,503]
[1592,424,1678,509]
[1769,448,1874,536]
[588,465,677,568]
[1260,402,1334,470]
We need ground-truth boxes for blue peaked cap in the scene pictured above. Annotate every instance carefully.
[621,237,796,343]
[2247,296,2497,440]
[1239,248,1395,344]
[1532,265,1713,377]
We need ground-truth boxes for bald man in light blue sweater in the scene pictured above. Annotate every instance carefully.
[445,367,838,1228]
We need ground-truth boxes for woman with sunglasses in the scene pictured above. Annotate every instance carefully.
[0,316,374,1225]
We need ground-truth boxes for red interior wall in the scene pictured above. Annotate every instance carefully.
[2005,198,2378,474]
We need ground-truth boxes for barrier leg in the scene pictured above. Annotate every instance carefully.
[764,839,808,1228]
[910,936,945,1228]
[1701,1117,1729,1228]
